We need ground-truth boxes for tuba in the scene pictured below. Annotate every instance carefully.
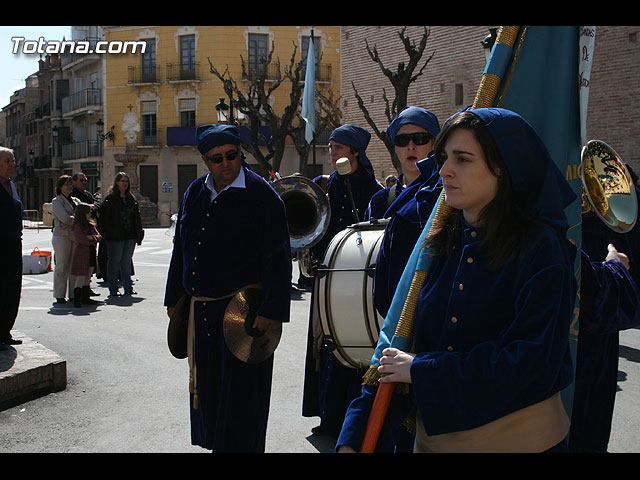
[581,140,638,233]
[271,175,331,276]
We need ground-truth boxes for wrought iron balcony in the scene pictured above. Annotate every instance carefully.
[302,63,333,82]
[243,61,281,81]
[62,88,102,116]
[128,65,162,84]
[166,62,200,81]
[61,140,103,161]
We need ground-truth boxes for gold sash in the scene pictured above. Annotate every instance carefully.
[414,392,569,453]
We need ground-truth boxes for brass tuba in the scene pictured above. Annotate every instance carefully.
[581,140,638,233]
[271,175,331,276]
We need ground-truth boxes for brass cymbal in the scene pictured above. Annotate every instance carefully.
[223,286,282,364]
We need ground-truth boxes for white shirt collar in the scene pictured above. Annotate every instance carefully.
[205,166,246,201]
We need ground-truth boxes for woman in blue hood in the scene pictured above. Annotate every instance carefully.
[337,108,577,453]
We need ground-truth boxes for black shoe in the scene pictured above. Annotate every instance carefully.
[55,298,67,304]
[3,337,22,345]
[82,286,99,305]
[88,289,100,297]
[74,288,83,308]
[124,290,137,296]
[109,291,121,297]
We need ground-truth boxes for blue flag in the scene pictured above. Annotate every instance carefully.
[491,26,583,418]
[301,35,316,144]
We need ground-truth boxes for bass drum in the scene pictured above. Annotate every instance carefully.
[317,219,388,369]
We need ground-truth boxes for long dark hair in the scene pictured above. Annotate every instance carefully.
[73,202,95,230]
[428,111,537,270]
[112,172,131,197]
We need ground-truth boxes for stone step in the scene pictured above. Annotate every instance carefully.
[0,331,67,410]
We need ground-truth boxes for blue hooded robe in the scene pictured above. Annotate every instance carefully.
[337,108,577,452]
[301,125,383,438]
[569,178,640,452]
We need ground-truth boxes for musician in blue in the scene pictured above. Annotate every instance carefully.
[365,106,440,221]
[570,167,640,452]
[337,108,577,453]
[164,124,291,452]
[364,107,442,319]
[302,124,383,438]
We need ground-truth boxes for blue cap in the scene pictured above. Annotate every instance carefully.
[386,106,441,142]
[196,124,241,155]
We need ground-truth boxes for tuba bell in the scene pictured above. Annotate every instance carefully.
[271,175,331,276]
[581,139,638,233]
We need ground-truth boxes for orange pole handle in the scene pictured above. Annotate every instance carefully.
[359,381,395,453]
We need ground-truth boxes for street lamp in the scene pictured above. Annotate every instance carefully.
[482,27,498,63]
[215,97,246,125]
[97,118,115,143]
[215,97,230,123]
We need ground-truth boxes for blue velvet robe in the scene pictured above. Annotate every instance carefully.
[337,107,578,452]
[569,195,640,452]
[164,166,291,452]
[301,166,382,437]
[366,157,441,318]
[337,217,576,451]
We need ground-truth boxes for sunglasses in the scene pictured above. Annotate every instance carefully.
[204,149,240,164]
[394,132,433,147]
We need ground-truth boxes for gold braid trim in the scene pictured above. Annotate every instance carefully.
[362,365,380,386]
[473,74,503,110]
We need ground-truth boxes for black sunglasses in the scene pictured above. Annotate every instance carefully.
[205,149,240,164]
[394,132,433,147]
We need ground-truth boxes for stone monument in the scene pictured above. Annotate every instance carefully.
[114,111,158,225]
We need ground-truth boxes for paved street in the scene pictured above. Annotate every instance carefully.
[1,225,639,452]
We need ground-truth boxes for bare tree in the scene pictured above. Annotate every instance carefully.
[352,27,434,172]
[209,39,340,179]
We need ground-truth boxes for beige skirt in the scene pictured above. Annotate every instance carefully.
[414,392,570,453]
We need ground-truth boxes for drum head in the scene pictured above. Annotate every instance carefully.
[317,221,387,368]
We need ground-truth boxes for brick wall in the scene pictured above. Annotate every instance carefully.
[587,26,640,176]
[341,26,640,181]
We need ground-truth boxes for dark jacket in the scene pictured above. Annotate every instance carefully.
[99,191,144,244]
[0,180,23,245]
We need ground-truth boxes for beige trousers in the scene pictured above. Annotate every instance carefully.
[52,235,77,299]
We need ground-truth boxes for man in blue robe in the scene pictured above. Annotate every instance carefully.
[570,168,640,452]
[164,124,291,452]
[302,124,383,438]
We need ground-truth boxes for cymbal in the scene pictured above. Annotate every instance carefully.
[223,286,281,364]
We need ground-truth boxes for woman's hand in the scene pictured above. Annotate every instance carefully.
[338,445,357,453]
[377,347,415,384]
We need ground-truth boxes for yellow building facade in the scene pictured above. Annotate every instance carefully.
[102,25,340,225]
